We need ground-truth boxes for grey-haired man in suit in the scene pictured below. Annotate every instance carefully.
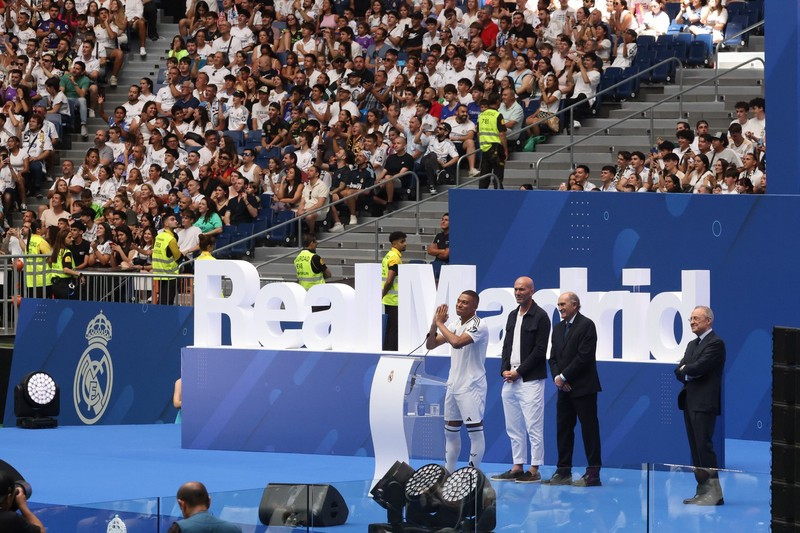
[543,291,602,487]
[675,305,726,506]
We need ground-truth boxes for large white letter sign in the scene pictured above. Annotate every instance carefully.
[355,263,383,352]
[194,260,259,347]
[303,284,356,351]
[253,282,308,349]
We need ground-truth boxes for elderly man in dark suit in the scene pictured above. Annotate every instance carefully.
[675,305,726,506]
[543,291,602,487]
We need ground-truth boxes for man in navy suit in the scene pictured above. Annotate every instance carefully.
[675,305,726,506]
[543,292,602,487]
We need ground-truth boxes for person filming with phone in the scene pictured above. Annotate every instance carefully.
[0,472,45,532]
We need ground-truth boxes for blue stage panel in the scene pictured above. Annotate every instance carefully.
[3,299,192,426]
[450,190,789,443]
[183,348,716,467]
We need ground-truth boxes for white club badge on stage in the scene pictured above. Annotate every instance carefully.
[74,311,114,425]
[107,515,127,533]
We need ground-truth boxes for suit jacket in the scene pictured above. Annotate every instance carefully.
[549,312,601,397]
[500,301,551,381]
[675,330,725,414]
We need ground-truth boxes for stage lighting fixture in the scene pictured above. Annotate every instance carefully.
[404,463,449,529]
[440,466,496,532]
[370,461,416,525]
[14,371,60,429]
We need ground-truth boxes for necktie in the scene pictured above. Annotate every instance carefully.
[564,321,571,339]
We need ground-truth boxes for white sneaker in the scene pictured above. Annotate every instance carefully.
[88,108,95,118]
[20,203,27,211]
[429,184,437,194]
[348,215,357,225]
[329,222,344,233]
[573,120,582,129]
[140,47,147,57]
[109,75,118,87]
[81,125,88,138]
[468,168,480,177]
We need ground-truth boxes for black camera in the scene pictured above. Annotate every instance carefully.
[10,480,32,511]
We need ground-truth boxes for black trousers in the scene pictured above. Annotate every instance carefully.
[479,145,504,189]
[158,278,178,305]
[684,408,719,481]
[555,391,602,474]
[383,304,398,351]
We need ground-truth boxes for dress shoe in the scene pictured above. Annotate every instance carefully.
[542,472,572,485]
[572,475,602,487]
[490,469,524,482]
[694,479,724,506]
[515,470,542,484]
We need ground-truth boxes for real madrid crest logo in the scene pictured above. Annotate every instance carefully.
[74,311,114,425]
[107,515,127,533]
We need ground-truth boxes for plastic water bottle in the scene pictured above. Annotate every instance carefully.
[417,395,426,416]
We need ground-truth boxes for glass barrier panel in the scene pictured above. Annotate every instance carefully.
[161,488,270,532]
[29,497,159,532]
[649,463,770,532]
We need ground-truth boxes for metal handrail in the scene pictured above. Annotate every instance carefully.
[253,173,499,270]
[713,20,764,101]
[454,56,685,181]
[200,169,423,263]
[532,57,766,187]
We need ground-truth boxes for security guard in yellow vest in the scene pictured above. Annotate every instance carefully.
[381,231,407,351]
[24,221,52,299]
[47,229,81,300]
[477,92,508,189]
[152,213,183,305]
[294,234,330,290]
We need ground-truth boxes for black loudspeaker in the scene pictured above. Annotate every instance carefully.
[773,327,800,529]
[258,483,348,527]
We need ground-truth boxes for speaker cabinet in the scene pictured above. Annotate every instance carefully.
[258,483,348,527]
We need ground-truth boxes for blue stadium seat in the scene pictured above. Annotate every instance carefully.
[693,33,714,59]
[600,67,623,99]
[230,222,255,257]
[156,68,167,85]
[651,48,677,83]
[726,2,747,18]
[728,14,750,45]
[522,98,540,121]
[721,21,745,49]
[686,40,709,67]
[667,21,685,35]
[245,129,262,150]
[615,67,640,100]
[267,209,297,245]
[634,48,657,72]
[673,33,693,63]
[224,130,245,148]
[213,226,236,259]
[636,35,656,51]
[655,34,675,51]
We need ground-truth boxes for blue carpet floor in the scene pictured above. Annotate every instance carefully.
[0,424,771,532]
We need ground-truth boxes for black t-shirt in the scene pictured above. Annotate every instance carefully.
[262,117,290,144]
[384,153,415,177]
[0,510,42,532]
[199,177,223,200]
[343,166,375,190]
[508,23,535,42]
[432,231,449,263]
[227,194,258,225]
[69,240,91,268]
[404,25,425,48]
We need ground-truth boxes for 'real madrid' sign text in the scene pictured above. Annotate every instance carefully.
[193,261,709,362]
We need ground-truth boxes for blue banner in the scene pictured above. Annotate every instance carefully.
[182,348,710,467]
[450,189,784,442]
[4,299,193,426]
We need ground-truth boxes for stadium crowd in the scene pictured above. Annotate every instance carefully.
[0,0,763,296]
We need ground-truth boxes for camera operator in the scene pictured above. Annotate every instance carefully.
[0,473,45,532]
